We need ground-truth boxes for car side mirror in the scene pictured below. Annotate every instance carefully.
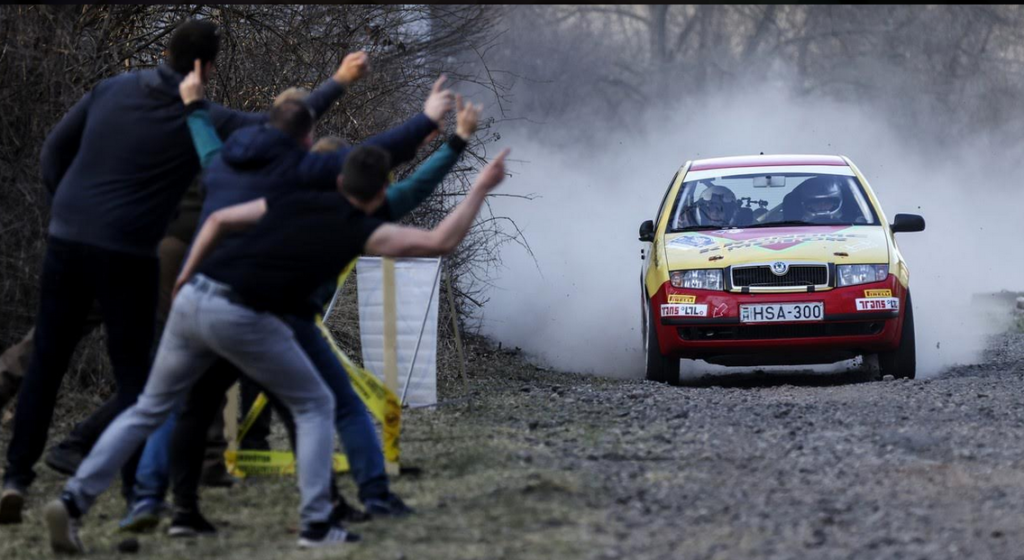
[639,220,655,242]
[890,213,925,233]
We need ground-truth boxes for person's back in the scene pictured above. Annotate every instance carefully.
[48,66,202,255]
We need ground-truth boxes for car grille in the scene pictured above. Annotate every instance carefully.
[678,322,883,341]
[731,264,828,288]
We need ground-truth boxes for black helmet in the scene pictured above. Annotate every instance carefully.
[799,178,844,221]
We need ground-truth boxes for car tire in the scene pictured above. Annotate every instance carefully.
[645,299,680,385]
[877,290,916,380]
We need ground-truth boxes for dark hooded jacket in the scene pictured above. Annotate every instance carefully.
[196,107,436,227]
[41,64,344,256]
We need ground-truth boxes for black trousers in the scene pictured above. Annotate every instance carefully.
[3,237,157,492]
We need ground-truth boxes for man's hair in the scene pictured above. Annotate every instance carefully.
[311,136,350,154]
[341,146,392,202]
[273,87,310,107]
[268,99,315,142]
[167,20,221,75]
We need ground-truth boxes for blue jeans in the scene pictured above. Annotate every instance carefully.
[131,409,178,502]
[282,316,389,502]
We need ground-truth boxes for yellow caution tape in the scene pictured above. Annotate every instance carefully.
[224,260,401,477]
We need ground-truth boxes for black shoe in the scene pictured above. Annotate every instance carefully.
[329,497,371,524]
[363,492,414,518]
[45,445,85,476]
[167,509,217,537]
[297,521,360,549]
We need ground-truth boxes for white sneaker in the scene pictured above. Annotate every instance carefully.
[297,524,360,549]
[44,498,86,555]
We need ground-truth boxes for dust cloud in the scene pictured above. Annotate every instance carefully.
[478,85,1021,379]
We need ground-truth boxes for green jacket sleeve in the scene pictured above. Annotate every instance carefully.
[386,135,467,220]
[184,101,223,169]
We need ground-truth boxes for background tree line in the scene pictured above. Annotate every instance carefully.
[3,4,1023,389]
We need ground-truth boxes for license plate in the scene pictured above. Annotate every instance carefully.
[740,302,823,323]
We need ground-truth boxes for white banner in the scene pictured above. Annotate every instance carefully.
[356,257,440,407]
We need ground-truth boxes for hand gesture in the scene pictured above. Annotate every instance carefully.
[335,51,369,86]
[474,148,510,194]
[179,59,205,105]
[423,75,455,124]
[455,94,481,140]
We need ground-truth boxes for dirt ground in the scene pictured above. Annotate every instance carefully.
[3,329,1024,559]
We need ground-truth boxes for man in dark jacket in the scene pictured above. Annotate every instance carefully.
[0,18,390,525]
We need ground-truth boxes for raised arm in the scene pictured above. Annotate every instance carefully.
[206,51,368,139]
[366,149,509,257]
[386,95,480,219]
[40,90,94,196]
[173,198,267,298]
[362,75,455,167]
[179,60,222,168]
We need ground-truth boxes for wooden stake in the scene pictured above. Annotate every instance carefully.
[225,382,240,452]
[382,257,399,393]
[444,266,469,386]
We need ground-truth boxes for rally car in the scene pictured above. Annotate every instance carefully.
[639,154,925,384]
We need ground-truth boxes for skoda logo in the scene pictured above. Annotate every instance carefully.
[770,261,789,276]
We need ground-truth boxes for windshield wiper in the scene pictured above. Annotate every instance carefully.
[671,225,732,232]
[744,220,842,229]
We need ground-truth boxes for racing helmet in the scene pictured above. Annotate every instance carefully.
[695,185,737,226]
[799,178,844,221]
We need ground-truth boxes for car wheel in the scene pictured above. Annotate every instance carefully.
[645,299,680,385]
[877,290,916,380]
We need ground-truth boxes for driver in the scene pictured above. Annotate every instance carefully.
[797,178,845,223]
[693,184,738,227]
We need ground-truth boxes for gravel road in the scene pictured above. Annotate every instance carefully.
[2,331,1023,560]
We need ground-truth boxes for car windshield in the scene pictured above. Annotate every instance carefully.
[668,171,879,231]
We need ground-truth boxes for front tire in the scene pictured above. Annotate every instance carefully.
[877,290,916,379]
[645,299,680,385]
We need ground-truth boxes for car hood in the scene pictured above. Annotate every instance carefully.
[663,225,889,268]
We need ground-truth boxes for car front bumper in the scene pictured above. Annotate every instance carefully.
[650,275,907,364]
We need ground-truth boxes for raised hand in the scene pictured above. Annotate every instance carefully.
[423,75,456,124]
[179,59,205,105]
[474,148,510,193]
[334,51,369,86]
[455,94,481,141]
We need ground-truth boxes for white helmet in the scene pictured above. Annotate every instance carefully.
[695,185,737,226]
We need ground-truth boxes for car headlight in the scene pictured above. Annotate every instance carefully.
[670,269,724,290]
[836,264,889,287]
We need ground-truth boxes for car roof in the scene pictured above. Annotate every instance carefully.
[689,154,848,172]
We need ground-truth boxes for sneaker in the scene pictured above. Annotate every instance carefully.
[44,497,86,554]
[297,522,360,549]
[119,498,164,533]
[363,492,414,518]
[45,445,85,476]
[0,486,25,524]
[167,509,217,537]
[329,497,371,524]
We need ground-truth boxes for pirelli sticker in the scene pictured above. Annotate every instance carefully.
[667,294,696,304]
[863,289,892,298]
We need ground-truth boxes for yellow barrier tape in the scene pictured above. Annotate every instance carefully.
[224,259,401,477]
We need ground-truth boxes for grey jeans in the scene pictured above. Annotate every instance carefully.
[65,275,336,529]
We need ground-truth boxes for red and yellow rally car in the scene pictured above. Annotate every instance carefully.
[639,155,925,384]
